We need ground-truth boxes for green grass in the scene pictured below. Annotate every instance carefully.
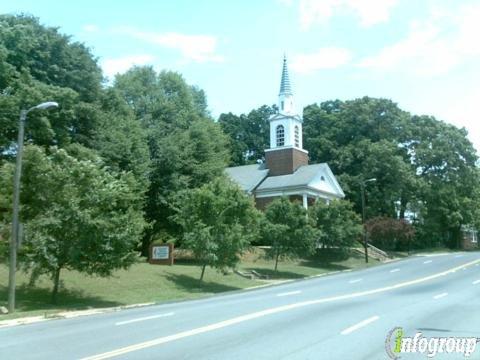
[0,248,380,320]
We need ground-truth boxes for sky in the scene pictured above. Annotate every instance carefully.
[2,0,480,152]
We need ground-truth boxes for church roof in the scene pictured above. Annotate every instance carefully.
[279,56,292,96]
[255,163,345,198]
[225,163,269,193]
[225,162,345,199]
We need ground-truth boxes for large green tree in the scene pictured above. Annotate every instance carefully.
[309,199,363,249]
[113,67,230,251]
[262,198,318,271]
[302,97,479,248]
[0,15,105,157]
[219,105,276,166]
[175,177,259,280]
[0,146,145,302]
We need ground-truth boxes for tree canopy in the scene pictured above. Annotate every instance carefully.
[0,146,145,302]
[175,177,260,280]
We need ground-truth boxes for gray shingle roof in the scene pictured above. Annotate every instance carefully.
[225,163,269,193]
[256,163,345,197]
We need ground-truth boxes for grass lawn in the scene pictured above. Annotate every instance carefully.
[0,248,380,320]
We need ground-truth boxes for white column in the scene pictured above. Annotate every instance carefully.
[302,193,308,209]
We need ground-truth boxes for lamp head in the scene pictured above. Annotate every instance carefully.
[35,102,59,110]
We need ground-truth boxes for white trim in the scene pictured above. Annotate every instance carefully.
[264,146,309,154]
[255,186,339,200]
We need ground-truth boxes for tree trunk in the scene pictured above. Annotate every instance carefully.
[51,267,61,304]
[200,264,206,281]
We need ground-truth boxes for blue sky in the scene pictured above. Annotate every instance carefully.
[2,0,480,151]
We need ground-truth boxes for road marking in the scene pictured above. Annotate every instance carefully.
[340,316,380,335]
[454,254,464,258]
[390,268,400,273]
[349,278,362,284]
[277,290,301,297]
[433,293,448,300]
[115,312,175,326]
[81,258,480,360]
[472,280,480,285]
[423,260,433,264]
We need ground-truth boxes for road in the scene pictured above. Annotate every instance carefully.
[1,252,480,359]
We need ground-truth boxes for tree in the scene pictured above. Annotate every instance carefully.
[145,119,230,250]
[113,66,231,251]
[262,198,318,271]
[0,146,145,302]
[0,14,105,158]
[219,105,276,165]
[175,177,259,280]
[302,97,479,248]
[365,217,415,252]
[309,199,363,249]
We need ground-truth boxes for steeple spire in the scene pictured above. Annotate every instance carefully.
[279,55,292,96]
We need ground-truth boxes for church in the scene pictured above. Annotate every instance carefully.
[226,57,345,210]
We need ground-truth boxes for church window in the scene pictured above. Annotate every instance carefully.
[294,125,300,147]
[276,125,285,147]
[281,101,284,111]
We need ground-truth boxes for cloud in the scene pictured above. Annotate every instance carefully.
[101,54,155,79]
[357,3,480,75]
[291,47,352,73]
[115,27,224,63]
[298,0,398,30]
[82,24,99,33]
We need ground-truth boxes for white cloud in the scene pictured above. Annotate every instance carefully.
[115,27,224,63]
[358,3,480,75]
[101,54,154,79]
[82,24,99,33]
[436,89,480,153]
[298,0,398,30]
[291,47,352,73]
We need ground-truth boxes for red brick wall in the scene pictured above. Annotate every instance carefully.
[265,147,308,176]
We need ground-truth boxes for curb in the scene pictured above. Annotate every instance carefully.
[0,302,155,329]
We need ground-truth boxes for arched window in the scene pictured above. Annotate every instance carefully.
[276,125,285,147]
[294,125,300,147]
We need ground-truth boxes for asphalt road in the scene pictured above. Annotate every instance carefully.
[1,252,480,360]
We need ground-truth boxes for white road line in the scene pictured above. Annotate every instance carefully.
[433,293,448,300]
[423,260,433,264]
[472,280,480,285]
[349,279,363,284]
[81,258,480,360]
[115,312,174,326]
[276,290,301,297]
[390,268,400,273]
[340,316,380,335]
[454,254,464,258]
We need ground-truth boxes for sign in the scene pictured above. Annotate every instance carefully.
[149,243,174,265]
[152,245,169,260]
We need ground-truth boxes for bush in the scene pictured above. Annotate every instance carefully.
[365,216,415,251]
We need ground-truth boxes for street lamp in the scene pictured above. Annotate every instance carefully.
[8,101,59,313]
[360,178,376,264]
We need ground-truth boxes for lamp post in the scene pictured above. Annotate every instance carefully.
[360,178,376,264]
[8,101,58,313]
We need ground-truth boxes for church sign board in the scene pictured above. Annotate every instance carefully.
[149,243,174,265]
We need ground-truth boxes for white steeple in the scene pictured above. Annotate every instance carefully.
[269,56,304,150]
[278,55,295,115]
